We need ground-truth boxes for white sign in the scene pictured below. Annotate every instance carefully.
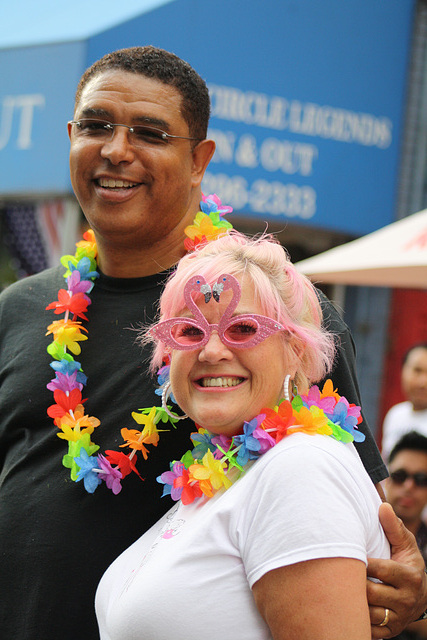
[0,94,45,151]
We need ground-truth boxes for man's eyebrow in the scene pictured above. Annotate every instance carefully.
[79,107,112,119]
[77,109,171,132]
[133,115,171,131]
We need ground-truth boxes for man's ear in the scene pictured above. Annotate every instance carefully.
[191,139,216,187]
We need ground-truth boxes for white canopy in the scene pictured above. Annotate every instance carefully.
[296,208,427,289]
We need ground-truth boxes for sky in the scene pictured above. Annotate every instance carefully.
[0,0,175,48]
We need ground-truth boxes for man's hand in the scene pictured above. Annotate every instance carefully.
[367,502,427,638]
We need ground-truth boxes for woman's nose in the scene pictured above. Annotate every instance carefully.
[198,331,233,362]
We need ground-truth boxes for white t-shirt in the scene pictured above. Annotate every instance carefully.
[381,401,427,461]
[96,433,389,640]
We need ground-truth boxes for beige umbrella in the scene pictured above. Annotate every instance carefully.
[296,208,427,289]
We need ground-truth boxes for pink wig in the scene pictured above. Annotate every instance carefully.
[143,231,336,389]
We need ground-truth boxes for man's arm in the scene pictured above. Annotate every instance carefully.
[367,502,427,639]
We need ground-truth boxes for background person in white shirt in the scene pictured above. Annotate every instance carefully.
[382,344,427,461]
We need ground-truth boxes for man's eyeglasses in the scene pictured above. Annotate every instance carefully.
[389,469,427,487]
[68,119,202,146]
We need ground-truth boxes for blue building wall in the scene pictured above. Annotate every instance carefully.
[0,41,86,194]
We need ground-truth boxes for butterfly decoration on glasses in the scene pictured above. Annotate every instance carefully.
[150,274,287,350]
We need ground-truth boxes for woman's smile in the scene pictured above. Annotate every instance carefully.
[193,375,247,389]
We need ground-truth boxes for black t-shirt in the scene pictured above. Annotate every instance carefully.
[317,289,387,483]
[0,268,386,639]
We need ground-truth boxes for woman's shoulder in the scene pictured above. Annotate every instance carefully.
[250,432,376,499]
[262,432,358,465]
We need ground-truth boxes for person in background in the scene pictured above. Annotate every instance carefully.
[382,344,427,461]
[0,45,426,639]
[385,431,427,639]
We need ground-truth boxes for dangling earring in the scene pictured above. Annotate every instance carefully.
[162,381,188,420]
[283,374,291,402]
[292,380,299,398]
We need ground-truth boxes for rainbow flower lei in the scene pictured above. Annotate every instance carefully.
[157,379,365,505]
[45,194,233,495]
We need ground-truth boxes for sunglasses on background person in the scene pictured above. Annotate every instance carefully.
[389,468,427,487]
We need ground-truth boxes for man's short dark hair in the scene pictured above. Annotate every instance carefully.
[388,431,427,464]
[402,343,427,366]
[75,46,210,140]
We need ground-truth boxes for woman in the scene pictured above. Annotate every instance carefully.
[96,232,389,639]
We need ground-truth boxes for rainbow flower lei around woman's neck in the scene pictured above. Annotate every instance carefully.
[157,379,365,505]
[45,194,233,495]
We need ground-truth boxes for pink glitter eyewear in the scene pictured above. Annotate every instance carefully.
[150,274,286,350]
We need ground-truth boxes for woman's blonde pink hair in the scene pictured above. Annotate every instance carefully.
[146,231,336,390]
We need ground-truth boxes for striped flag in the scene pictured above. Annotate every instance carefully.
[36,199,80,268]
[2,199,80,279]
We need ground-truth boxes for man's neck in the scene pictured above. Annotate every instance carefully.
[94,190,202,278]
[96,233,188,278]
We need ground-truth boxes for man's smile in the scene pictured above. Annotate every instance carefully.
[97,178,140,188]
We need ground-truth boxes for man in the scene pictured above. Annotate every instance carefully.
[382,344,427,461]
[387,432,427,560]
[385,432,427,639]
[0,46,425,639]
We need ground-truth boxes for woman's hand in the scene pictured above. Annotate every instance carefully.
[367,502,427,638]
